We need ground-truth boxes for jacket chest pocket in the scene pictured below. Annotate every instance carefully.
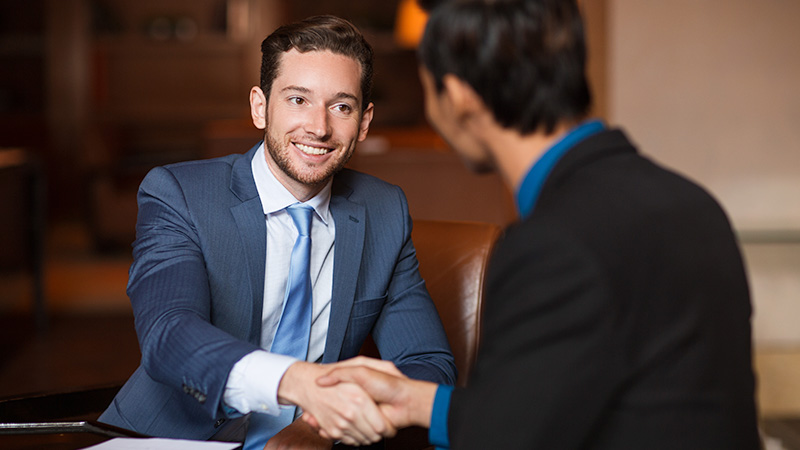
[350,294,386,320]
[340,294,387,358]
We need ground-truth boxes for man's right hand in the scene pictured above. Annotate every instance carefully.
[312,365,439,431]
[276,359,399,446]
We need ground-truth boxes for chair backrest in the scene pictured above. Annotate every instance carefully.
[375,219,502,449]
[411,219,502,387]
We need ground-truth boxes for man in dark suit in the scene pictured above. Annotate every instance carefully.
[98,15,455,449]
[311,1,760,448]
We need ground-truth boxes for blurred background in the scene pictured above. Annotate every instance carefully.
[1,0,799,445]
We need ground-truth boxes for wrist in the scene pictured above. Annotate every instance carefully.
[407,379,438,428]
[277,361,315,406]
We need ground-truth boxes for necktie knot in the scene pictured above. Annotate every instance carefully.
[287,203,313,237]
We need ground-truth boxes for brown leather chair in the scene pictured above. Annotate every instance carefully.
[371,219,501,449]
[411,219,502,387]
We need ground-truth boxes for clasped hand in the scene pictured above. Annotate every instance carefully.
[298,356,438,445]
[277,356,403,446]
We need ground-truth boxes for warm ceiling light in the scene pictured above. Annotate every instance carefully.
[394,0,428,48]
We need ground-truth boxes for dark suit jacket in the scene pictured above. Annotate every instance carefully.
[99,144,456,439]
[449,129,759,449]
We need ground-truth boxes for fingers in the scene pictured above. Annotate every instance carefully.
[359,390,397,440]
[314,366,438,430]
[302,380,390,445]
[333,356,406,378]
[314,366,413,431]
[315,366,367,387]
[278,361,397,446]
[303,413,320,430]
[302,415,333,441]
[330,382,394,444]
[317,366,396,404]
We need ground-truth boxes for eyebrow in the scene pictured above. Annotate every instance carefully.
[281,85,359,104]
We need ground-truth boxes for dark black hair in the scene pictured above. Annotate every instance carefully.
[417,0,448,11]
[260,15,374,110]
[418,0,591,134]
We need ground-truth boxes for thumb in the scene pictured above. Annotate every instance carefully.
[315,374,341,387]
[316,367,363,387]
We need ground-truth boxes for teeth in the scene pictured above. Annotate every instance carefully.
[296,143,330,155]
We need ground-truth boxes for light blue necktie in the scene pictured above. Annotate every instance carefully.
[244,203,314,450]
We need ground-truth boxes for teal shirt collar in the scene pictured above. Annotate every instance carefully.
[515,119,606,218]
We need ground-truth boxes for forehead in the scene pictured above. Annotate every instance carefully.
[272,49,363,101]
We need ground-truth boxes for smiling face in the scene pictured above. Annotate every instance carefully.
[250,49,374,201]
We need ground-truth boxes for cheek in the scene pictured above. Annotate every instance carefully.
[333,119,363,142]
[266,104,303,132]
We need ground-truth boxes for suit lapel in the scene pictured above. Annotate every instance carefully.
[227,150,368,357]
[229,145,267,345]
[323,183,365,363]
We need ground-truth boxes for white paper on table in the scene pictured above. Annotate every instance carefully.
[81,437,241,450]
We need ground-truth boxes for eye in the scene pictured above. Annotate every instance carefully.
[332,103,353,114]
[288,96,306,105]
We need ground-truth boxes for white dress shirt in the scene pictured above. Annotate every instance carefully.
[223,143,335,416]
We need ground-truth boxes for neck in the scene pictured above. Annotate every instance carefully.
[478,118,577,192]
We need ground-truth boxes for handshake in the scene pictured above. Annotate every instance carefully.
[273,356,440,448]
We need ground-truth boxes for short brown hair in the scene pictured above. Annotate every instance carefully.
[260,15,374,110]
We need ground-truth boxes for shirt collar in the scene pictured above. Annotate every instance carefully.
[516,119,606,219]
[251,142,333,225]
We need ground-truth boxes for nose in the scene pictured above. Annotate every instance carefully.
[304,105,331,139]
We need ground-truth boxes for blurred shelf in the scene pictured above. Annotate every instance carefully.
[737,229,800,244]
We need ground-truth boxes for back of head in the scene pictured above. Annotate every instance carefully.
[418,0,591,134]
[260,15,374,109]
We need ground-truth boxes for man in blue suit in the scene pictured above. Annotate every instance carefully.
[99,15,456,449]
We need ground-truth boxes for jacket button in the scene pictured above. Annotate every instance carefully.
[214,418,225,428]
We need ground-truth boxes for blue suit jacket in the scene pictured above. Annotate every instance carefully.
[99,144,456,439]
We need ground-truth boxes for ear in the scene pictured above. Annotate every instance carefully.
[249,86,267,129]
[441,74,482,121]
[357,102,374,142]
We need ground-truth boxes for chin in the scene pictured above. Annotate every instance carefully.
[289,165,337,186]
[466,160,496,175]
[453,151,494,175]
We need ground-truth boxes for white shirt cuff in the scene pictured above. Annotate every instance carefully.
[223,350,298,416]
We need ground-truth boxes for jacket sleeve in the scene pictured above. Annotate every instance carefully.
[127,166,260,419]
[369,185,458,386]
[448,224,622,448]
